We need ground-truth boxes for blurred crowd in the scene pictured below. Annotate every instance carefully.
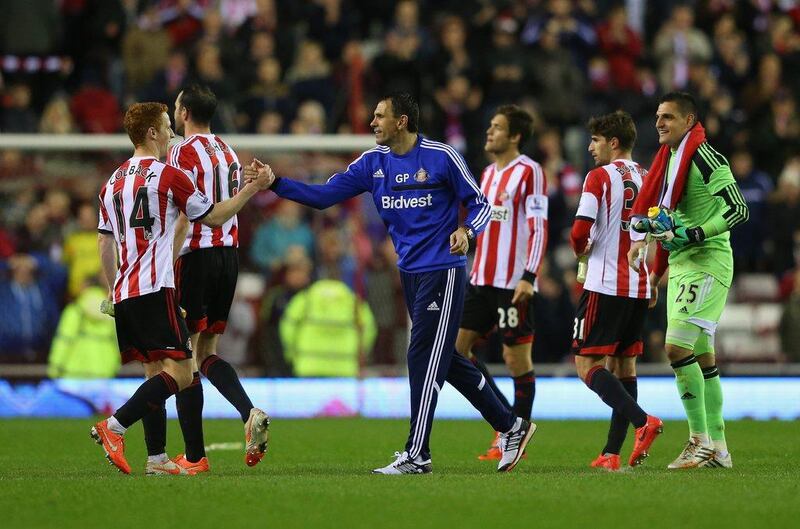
[2,0,800,372]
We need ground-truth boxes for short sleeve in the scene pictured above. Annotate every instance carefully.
[168,166,213,221]
[97,190,113,234]
[576,170,603,221]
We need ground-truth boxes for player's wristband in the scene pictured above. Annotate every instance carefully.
[269,176,281,190]
[522,270,536,284]
[685,226,705,243]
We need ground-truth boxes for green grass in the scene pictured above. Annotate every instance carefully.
[0,418,797,529]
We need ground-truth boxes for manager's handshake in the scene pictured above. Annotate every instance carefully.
[243,158,276,189]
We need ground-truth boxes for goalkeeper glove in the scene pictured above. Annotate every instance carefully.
[651,212,705,251]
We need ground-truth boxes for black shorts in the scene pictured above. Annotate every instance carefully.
[175,247,238,334]
[460,283,534,346]
[571,290,648,357]
[114,288,192,364]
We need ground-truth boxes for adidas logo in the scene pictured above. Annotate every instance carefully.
[427,301,440,311]
[679,306,689,314]
[372,169,385,178]
[680,392,696,400]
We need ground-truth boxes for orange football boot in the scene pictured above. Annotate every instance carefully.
[477,432,502,461]
[590,453,621,471]
[90,419,131,475]
[171,454,210,475]
[629,415,664,467]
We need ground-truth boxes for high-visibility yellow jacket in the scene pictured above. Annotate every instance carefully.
[48,286,120,379]
[279,279,376,377]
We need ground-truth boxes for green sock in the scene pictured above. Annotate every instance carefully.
[670,355,707,437]
[702,366,725,443]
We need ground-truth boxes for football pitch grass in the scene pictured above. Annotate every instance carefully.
[1,418,797,529]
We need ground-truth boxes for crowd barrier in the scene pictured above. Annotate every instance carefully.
[1,377,798,420]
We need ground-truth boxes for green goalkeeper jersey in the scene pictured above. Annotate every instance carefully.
[666,142,749,288]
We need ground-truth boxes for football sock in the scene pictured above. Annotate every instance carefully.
[106,415,126,435]
[142,402,167,456]
[670,355,708,438]
[147,453,169,464]
[512,370,535,421]
[201,354,253,423]
[176,372,206,462]
[586,367,647,428]
[702,365,727,448]
[114,372,179,429]
[603,376,638,455]
[468,353,512,409]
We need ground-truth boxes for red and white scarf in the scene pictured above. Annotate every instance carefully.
[632,121,706,216]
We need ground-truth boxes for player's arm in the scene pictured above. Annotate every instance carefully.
[168,144,197,263]
[173,213,189,264]
[515,165,549,304]
[696,154,750,237]
[96,194,117,295]
[98,232,117,294]
[445,149,490,255]
[169,165,270,228]
[661,151,750,251]
[570,170,602,256]
[247,155,370,210]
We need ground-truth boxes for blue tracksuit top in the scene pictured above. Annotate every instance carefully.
[272,135,491,273]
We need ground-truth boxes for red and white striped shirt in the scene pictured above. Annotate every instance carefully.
[98,156,213,303]
[574,159,651,299]
[470,155,548,289]
[167,134,240,256]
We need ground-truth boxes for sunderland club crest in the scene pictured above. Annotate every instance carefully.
[414,168,429,183]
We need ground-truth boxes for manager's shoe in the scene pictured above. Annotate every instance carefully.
[372,451,432,475]
[497,418,536,472]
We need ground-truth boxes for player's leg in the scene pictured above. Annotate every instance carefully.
[456,284,512,409]
[664,272,726,468]
[499,293,536,421]
[696,347,731,467]
[600,356,637,461]
[574,292,661,468]
[91,290,194,474]
[92,357,192,475]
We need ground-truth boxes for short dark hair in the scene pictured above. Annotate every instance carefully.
[587,110,637,151]
[179,83,217,125]
[659,91,699,122]
[494,104,534,146]
[382,92,419,133]
[124,102,168,146]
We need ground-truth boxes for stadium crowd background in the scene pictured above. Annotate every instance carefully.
[1,0,799,375]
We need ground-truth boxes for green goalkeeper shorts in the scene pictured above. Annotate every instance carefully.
[665,270,729,353]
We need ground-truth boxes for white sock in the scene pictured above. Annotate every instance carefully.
[690,432,710,446]
[147,453,169,464]
[106,416,126,435]
[713,439,728,456]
